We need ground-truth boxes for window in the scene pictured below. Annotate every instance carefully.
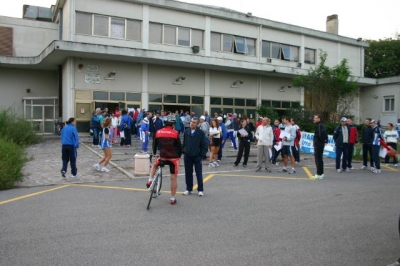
[178,27,190,46]
[149,23,162,43]
[305,48,316,64]
[149,94,162,102]
[262,41,270,58]
[271,43,280,59]
[211,32,221,51]
[164,95,177,103]
[210,97,221,105]
[246,99,256,107]
[164,25,176,45]
[192,96,204,104]
[127,20,141,41]
[234,36,246,54]
[235,98,245,106]
[281,44,291,61]
[384,96,395,112]
[246,38,255,56]
[126,93,141,101]
[76,12,92,35]
[223,98,233,105]
[93,91,108,100]
[191,29,203,49]
[93,15,109,37]
[110,18,125,39]
[223,34,234,52]
[178,95,190,104]
[110,92,125,101]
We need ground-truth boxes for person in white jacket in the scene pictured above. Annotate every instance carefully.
[255,117,274,172]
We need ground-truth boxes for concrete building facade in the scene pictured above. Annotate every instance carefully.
[0,0,397,133]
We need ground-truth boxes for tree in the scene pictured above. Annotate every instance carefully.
[292,50,358,123]
[255,104,279,121]
[364,36,400,78]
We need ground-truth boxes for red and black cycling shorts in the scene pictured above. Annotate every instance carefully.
[155,157,180,175]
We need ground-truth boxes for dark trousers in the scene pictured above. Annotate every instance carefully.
[235,141,250,166]
[314,141,324,175]
[217,141,225,160]
[372,145,381,170]
[335,143,349,170]
[92,128,100,145]
[347,144,355,168]
[272,146,282,164]
[293,144,300,162]
[61,145,77,175]
[120,128,132,146]
[184,155,203,192]
[385,143,398,164]
[362,143,374,167]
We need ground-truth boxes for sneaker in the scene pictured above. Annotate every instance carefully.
[344,169,351,173]
[243,164,248,168]
[214,162,220,167]
[146,179,153,189]
[360,165,367,170]
[255,167,261,172]
[61,170,66,178]
[348,167,355,170]
[182,190,192,196]
[101,167,110,173]
[70,175,77,178]
[312,174,321,180]
[278,168,287,173]
[289,169,296,174]
[272,162,280,166]
[373,169,381,174]
[93,163,100,171]
[394,164,398,167]
[217,160,221,163]
[170,198,177,205]
[336,169,341,173]
[198,191,204,197]
[265,168,271,173]
[233,163,238,167]
[320,174,325,179]
[209,162,215,168]
[370,167,375,172]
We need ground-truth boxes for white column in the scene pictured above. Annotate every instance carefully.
[257,75,262,106]
[142,5,149,50]
[299,35,305,66]
[204,69,210,111]
[142,64,149,110]
[205,17,211,57]
[62,57,75,120]
[69,0,75,41]
[257,25,262,63]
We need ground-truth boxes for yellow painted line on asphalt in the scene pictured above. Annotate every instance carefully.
[0,185,71,205]
[302,166,314,180]
[214,173,310,181]
[381,164,398,171]
[71,184,150,192]
[193,174,215,191]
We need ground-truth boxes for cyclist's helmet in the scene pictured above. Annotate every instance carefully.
[165,115,176,126]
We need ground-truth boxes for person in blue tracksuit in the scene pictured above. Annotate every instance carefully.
[217,116,228,162]
[370,119,383,174]
[140,117,150,152]
[60,117,80,178]
[119,110,133,147]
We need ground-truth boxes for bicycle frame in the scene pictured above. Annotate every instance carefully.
[146,164,163,210]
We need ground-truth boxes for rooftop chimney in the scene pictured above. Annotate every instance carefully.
[326,14,338,35]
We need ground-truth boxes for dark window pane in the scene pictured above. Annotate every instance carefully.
[292,102,300,108]
[246,99,256,107]
[223,98,233,105]
[234,98,245,106]
[223,107,233,114]
[282,101,291,108]
[262,41,270,58]
[149,104,162,113]
[126,93,141,101]
[210,97,221,105]
[271,101,281,108]
[192,96,204,104]
[164,95,176,103]
[149,94,162,102]
[247,109,256,120]
[261,100,271,107]
[235,108,245,118]
[178,95,190,103]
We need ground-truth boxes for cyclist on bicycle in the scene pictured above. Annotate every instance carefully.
[146,115,182,205]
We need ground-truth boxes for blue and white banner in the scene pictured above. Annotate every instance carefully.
[299,131,336,158]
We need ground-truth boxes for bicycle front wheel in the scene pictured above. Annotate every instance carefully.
[146,173,159,210]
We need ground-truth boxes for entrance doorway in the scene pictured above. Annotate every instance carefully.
[94,102,119,114]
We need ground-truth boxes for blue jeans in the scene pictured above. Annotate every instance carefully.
[184,155,203,192]
[61,145,77,176]
[92,128,100,145]
[335,144,348,170]
[372,145,381,170]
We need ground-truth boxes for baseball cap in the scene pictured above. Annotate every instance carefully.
[217,117,223,121]
[340,117,347,122]
[233,113,237,117]
[200,115,205,120]
[370,119,376,124]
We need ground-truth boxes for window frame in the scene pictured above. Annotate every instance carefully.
[305,48,316,64]
[383,96,395,112]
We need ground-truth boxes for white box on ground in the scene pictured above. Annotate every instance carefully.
[134,153,150,176]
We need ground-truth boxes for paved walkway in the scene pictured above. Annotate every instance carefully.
[16,133,335,187]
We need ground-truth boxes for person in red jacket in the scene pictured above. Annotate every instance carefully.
[347,118,358,170]
[271,119,282,166]
[256,117,263,128]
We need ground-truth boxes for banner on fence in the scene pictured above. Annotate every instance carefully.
[299,131,336,159]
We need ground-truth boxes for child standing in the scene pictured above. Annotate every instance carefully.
[93,117,113,173]
[140,117,150,153]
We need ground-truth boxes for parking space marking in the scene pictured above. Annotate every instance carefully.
[0,185,70,205]
[302,166,314,179]
[214,173,311,181]
[193,174,215,191]
[381,164,398,171]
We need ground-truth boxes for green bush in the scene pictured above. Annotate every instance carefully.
[0,108,40,145]
[0,139,27,190]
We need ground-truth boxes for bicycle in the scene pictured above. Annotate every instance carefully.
[146,158,165,210]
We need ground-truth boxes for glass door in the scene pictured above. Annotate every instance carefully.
[24,97,58,134]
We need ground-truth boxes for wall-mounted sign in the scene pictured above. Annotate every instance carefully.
[85,73,100,84]
[87,65,99,72]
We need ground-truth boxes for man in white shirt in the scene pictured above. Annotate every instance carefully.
[278,117,297,174]
[384,123,399,166]
[255,117,274,172]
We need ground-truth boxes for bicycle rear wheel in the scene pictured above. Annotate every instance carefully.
[146,171,159,210]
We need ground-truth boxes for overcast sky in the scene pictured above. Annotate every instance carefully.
[1,0,398,40]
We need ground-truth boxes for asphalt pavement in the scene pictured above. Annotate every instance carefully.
[0,134,399,266]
